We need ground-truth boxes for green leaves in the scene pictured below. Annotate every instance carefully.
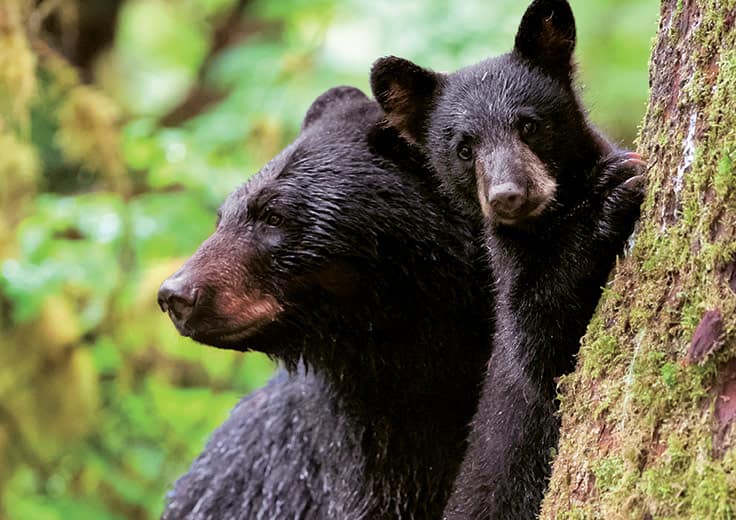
[3,194,125,323]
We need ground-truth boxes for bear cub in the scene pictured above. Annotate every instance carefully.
[371,0,646,518]
[157,86,492,519]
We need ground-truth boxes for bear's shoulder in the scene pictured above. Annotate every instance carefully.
[163,370,369,519]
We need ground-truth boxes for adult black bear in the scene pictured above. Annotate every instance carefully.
[370,0,646,518]
[157,86,492,519]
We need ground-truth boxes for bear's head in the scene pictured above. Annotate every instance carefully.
[371,0,605,227]
[157,87,478,364]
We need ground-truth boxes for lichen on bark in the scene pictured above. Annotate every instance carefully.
[541,1,736,518]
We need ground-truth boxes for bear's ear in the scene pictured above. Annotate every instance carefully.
[302,86,369,130]
[370,56,443,145]
[513,0,576,81]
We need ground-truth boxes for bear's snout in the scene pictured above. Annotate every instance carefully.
[158,274,199,334]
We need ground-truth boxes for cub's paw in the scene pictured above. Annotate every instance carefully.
[592,151,647,241]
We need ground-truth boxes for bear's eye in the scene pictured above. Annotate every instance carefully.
[520,120,539,138]
[264,211,284,227]
[457,143,473,161]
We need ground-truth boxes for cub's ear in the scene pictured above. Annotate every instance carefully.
[514,0,576,81]
[303,86,369,130]
[370,56,444,146]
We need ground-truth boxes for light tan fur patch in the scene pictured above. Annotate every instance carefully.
[520,144,557,217]
[476,157,493,218]
[383,85,418,144]
[219,291,283,332]
[474,142,557,221]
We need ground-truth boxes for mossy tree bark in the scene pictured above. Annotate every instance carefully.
[541,1,736,518]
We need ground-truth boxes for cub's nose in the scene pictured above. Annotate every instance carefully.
[489,182,527,216]
[158,275,199,326]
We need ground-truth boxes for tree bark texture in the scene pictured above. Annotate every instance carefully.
[541,0,736,518]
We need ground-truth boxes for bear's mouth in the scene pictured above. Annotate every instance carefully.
[169,294,284,347]
[190,319,274,347]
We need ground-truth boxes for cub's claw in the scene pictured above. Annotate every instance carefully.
[622,151,645,163]
[621,174,646,191]
[592,151,647,243]
[593,150,647,198]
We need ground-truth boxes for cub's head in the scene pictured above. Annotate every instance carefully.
[157,86,462,360]
[371,0,603,227]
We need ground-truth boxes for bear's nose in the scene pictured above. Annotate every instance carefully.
[489,182,527,216]
[158,276,199,326]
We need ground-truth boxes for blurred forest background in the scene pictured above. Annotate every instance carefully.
[0,0,658,518]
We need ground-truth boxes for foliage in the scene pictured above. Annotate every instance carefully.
[0,0,658,517]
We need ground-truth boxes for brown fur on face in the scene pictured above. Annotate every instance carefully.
[207,290,283,343]
[159,227,284,345]
[475,141,557,225]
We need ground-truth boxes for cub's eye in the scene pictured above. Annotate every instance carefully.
[457,143,473,161]
[520,120,539,138]
[264,211,284,227]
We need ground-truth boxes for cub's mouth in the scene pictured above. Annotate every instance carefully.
[477,179,553,227]
[491,198,554,226]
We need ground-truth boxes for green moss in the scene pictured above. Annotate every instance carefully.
[55,86,129,194]
[0,0,36,129]
[679,299,707,332]
[581,333,618,378]
[714,149,735,198]
[593,457,625,494]
[639,434,735,519]
[0,131,39,254]
[557,511,586,520]
[690,462,735,519]
[659,362,677,387]
[675,0,685,17]
[542,1,736,517]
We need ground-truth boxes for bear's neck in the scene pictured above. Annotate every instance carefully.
[299,291,490,426]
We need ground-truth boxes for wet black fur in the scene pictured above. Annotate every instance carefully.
[160,87,493,519]
[371,1,645,518]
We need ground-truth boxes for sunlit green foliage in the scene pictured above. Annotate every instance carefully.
[0,0,658,517]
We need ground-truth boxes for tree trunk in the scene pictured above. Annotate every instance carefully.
[541,1,736,518]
